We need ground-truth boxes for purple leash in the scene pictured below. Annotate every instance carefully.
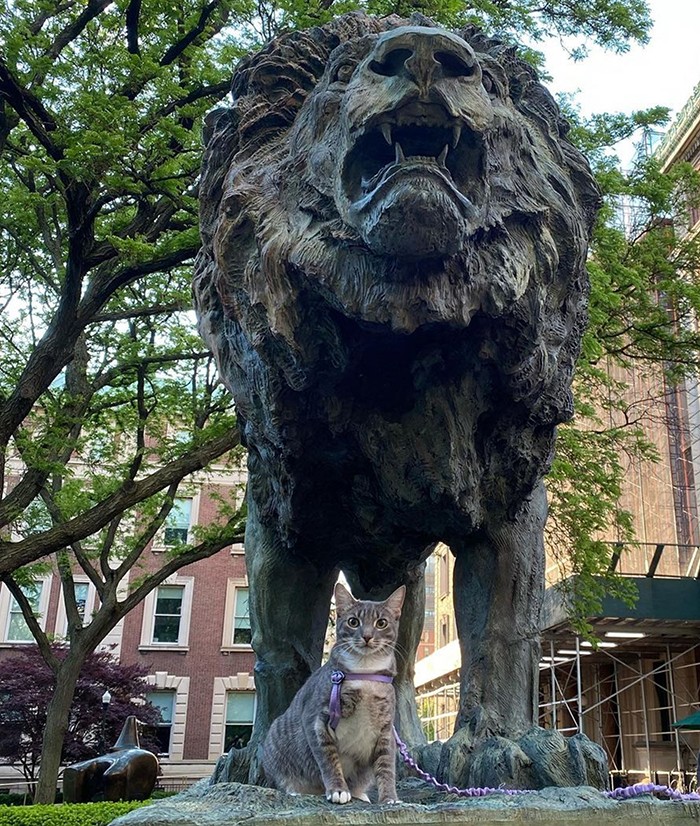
[393,729,700,801]
[328,671,700,802]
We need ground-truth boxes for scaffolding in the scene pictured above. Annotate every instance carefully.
[538,638,700,791]
[415,637,700,792]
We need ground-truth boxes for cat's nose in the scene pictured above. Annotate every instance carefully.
[363,633,373,644]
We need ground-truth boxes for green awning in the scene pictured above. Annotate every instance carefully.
[672,711,700,730]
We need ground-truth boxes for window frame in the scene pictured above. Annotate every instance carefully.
[224,690,256,752]
[145,689,176,756]
[221,578,253,651]
[139,576,194,650]
[55,578,97,638]
[152,492,200,553]
[0,576,52,645]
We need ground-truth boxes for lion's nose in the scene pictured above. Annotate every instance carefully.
[369,30,477,94]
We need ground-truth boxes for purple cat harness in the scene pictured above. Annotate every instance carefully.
[328,669,393,730]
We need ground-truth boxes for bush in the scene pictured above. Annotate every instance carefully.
[0,801,148,825]
[0,795,28,808]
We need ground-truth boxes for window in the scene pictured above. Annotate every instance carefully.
[222,580,252,650]
[73,582,90,624]
[224,692,255,751]
[440,615,450,647]
[6,582,43,642]
[164,498,192,546]
[56,580,96,638]
[233,588,251,645]
[140,576,193,649]
[439,552,450,597]
[146,690,175,755]
[153,585,184,644]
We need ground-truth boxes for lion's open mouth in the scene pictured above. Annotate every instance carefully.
[344,104,485,208]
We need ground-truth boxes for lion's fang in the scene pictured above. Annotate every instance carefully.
[380,123,392,145]
[395,143,406,163]
[438,145,449,166]
[451,124,462,148]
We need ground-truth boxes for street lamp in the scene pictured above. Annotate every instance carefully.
[101,690,112,753]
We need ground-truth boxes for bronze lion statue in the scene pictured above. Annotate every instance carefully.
[195,12,604,789]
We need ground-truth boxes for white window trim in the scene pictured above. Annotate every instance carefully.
[151,491,201,553]
[145,672,190,761]
[208,674,255,759]
[221,577,252,651]
[0,575,52,645]
[55,577,97,639]
[139,575,194,650]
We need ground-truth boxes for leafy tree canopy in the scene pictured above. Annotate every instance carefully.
[547,101,700,628]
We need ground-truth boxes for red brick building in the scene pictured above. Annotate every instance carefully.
[0,466,256,787]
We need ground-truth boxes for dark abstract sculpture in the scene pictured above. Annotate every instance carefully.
[63,716,159,803]
[194,12,603,788]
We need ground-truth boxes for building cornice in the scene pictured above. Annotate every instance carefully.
[656,80,700,170]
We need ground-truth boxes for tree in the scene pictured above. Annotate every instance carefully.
[0,645,162,791]
[546,108,700,627]
[0,0,249,803]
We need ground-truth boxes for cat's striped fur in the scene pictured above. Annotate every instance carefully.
[261,582,405,804]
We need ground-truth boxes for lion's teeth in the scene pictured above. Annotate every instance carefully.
[380,123,392,145]
[451,124,462,148]
[438,145,449,166]
[395,142,406,163]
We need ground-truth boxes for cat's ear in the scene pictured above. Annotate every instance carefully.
[334,581,356,615]
[384,585,406,616]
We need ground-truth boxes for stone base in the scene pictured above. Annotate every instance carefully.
[109,780,700,826]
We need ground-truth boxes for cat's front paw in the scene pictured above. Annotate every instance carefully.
[380,798,400,805]
[326,789,352,804]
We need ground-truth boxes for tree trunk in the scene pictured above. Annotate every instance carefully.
[33,650,86,804]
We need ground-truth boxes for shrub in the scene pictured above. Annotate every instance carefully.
[0,801,148,825]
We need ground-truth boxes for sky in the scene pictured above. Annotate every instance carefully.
[540,0,700,164]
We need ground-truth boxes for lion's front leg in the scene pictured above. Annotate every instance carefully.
[453,482,547,741]
[243,492,339,784]
[443,482,607,790]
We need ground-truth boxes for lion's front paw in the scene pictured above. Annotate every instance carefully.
[326,789,352,804]
[438,726,607,791]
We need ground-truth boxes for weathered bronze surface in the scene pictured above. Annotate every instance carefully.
[63,715,159,803]
[194,12,601,789]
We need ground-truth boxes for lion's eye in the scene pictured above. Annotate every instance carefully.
[375,618,388,629]
[347,616,360,627]
[482,73,493,93]
[435,51,475,79]
[332,63,354,84]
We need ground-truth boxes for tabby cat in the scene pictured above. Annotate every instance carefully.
[261,582,405,804]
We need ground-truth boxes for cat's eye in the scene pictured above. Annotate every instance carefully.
[375,618,388,629]
[347,616,360,627]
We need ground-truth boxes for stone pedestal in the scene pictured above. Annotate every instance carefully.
[109,780,700,826]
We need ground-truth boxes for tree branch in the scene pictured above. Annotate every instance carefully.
[29,0,112,90]
[159,1,225,66]
[0,428,240,576]
[0,59,63,161]
[126,0,143,55]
